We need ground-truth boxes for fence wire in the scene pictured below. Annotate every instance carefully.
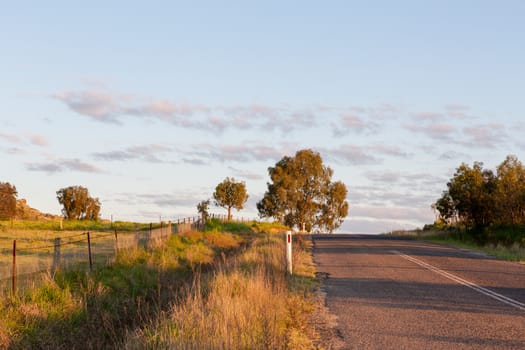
[0,223,174,294]
[1,214,255,294]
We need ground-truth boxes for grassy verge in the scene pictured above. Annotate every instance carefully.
[124,232,319,349]
[422,231,525,262]
[0,219,159,233]
[0,221,322,349]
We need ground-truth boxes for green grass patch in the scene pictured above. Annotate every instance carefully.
[0,222,319,349]
[422,230,525,262]
[126,232,320,349]
[0,219,161,233]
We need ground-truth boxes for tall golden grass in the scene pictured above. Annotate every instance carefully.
[124,234,318,349]
[0,223,321,349]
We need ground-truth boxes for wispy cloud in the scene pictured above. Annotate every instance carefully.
[30,135,49,147]
[321,143,410,166]
[332,113,381,136]
[53,90,120,123]
[445,104,470,118]
[93,144,173,163]
[438,150,470,161]
[1,132,49,149]
[461,123,507,148]
[350,204,433,223]
[322,145,378,165]
[180,143,286,164]
[110,191,207,209]
[405,123,457,140]
[52,89,318,133]
[228,166,264,180]
[26,158,103,174]
[6,147,27,155]
[412,112,443,121]
[0,133,22,144]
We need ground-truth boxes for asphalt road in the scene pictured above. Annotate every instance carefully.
[312,235,525,350]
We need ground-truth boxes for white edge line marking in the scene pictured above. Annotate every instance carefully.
[391,250,525,311]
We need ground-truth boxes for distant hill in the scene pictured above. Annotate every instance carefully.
[15,199,59,220]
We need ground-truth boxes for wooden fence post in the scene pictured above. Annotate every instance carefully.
[114,229,119,256]
[87,232,93,272]
[52,238,61,273]
[12,240,16,295]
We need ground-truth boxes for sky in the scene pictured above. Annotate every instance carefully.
[1,1,525,233]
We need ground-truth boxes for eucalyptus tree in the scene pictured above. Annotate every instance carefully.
[257,149,349,233]
[495,155,525,225]
[56,185,101,220]
[0,182,17,220]
[213,177,248,221]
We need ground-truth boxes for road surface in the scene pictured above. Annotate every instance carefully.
[312,234,525,349]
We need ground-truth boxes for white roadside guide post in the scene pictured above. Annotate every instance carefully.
[286,230,293,275]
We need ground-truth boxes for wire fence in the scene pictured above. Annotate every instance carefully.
[0,214,256,295]
[0,222,173,295]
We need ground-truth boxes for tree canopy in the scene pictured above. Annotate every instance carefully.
[197,199,211,222]
[257,149,349,233]
[434,155,525,229]
[213,178,248,221]
[0,182,18,220]
[56,185,101,220]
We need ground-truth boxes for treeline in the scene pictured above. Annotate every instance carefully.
[0,183,100,221]
[433,155,525,243]
[2,149,350,232]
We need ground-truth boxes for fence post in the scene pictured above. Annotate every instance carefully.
[114,229,119,256]
[12,240,16,295]
[87,232,93,272]
[135,225,139,249]
[160,221,164,240]
[52,238,61,273]
[286,231,293,275]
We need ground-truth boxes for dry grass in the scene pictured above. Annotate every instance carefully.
[0,223,323,349]
[124,234,319,349]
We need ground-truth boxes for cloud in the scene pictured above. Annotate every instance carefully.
[93,144,173,163]
[369,144,411,158]
[405,123,457,140]
[461,123,507,148]
[438,150,470,161]
[349,184,438,208]
[445,104,470,118]
[322,144,378,165]
[228,166,264,180]
[412,112,443,121]
[332,114,381,136]
[0,133,22,144]
[30,135,49,147]
[26,158,103,174]
[52,89,317,133]
[350,204,433,223]
[180,143,286,164]
[6,147,27,155]
[53,90,120,123]
[110,191,207,209]
[322,143,410,166]
[178,142,409,167]
[0,132,49,147]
